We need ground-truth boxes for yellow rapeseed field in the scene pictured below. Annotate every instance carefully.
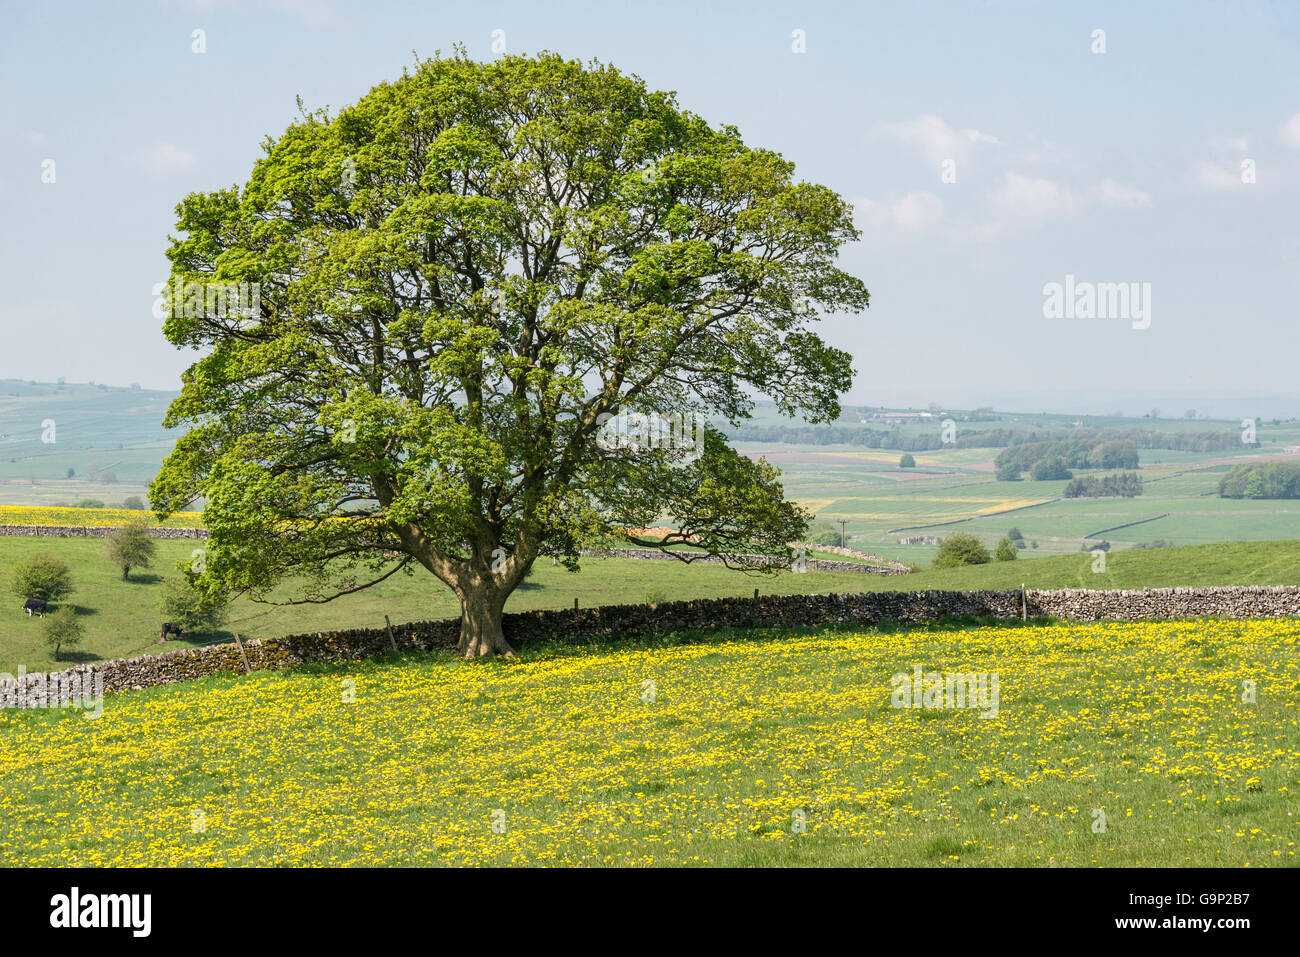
[0,505,205,528]
[0,619,1295,866]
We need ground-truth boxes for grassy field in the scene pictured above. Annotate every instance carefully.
[2,617,1294,866]
[0,537,876,672]
[4,536,1300,673]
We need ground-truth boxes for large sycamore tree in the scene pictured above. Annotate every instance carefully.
[152,52,868,658]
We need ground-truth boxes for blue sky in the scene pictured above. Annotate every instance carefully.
[2,0,1298,416]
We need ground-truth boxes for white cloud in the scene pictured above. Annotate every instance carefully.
[1279,111,1300,149]
[140,143,197,174]
[1091,178,1153,208]
[1192,160,1242,190]
[987,172,1080,226]
[853,191,944,238]
[875,114,1001,167]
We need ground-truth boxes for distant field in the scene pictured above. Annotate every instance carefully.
[751,436,1300,562]
[0,505,204,528]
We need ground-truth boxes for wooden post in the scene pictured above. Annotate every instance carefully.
[754,588,759,600]
[1021,584,1027,621]
[232,632,252,674]
[574,597,579,611]
[385,615,398,653]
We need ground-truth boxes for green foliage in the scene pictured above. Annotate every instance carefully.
[1064,471,1142,498]
[996,437,1138,480]
[995,462,1022,481]
[931,534,991,569]
[149,51,868,652]
[1006,527,1023,541]
[1219,463,1300,499]
[1028,456,1072,481]
[993,538,1017,562]
[105,519,158,580]
[120,496,146,510]
[75,498,105,509]
[42,607,84,659]
[806,522,842,546]
[10,552,74,603]
[160,578,228,635]
[899,453,916,468]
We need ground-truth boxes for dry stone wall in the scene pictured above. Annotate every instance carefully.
[0,525,207,539]
[4,585,1300,708]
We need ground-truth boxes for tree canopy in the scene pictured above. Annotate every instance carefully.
[151,51,868,656]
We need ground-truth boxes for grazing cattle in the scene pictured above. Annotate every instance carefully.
[22,598,46,618]
[160,622,184,641]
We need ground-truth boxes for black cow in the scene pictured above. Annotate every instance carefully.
[22,598,47,618]
[160,622,184,641]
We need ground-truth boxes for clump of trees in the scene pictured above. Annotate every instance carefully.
[995,438,1139,480]
[1029,456,1072,481]
[932,533,991,569]
[9,552,74,604]
[1064,471,1143,498]
[1219,462,1300,499]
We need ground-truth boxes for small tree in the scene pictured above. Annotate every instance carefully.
[106,518,157,580]
[1006,527,1023,541]
[994,537,1018,562]
[932,533,991,569]
[10,552,74,603]
[161,578,228,635]
[75,498,105,509]
[899,453,916,468]
[995,462,1022,481]
[121,496,146,510]
[43,607,85,660]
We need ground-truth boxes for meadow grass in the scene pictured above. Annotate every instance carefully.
[1,617,1294,867]
[5,536,1300,673]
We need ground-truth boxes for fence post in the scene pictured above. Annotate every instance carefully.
[232,633,253,674]
[385,614,398,653]
[1021,584,1027,620]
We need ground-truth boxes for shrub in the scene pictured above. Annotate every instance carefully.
[10,552,74,603]
[43,607,85,660]
[74,498,105,509]
[994,538,1018,562]
[806,522,842,546]
[932,534,991,569]
[899,453,916,468]
[120,496,146,510]
[105,518,157,580]
[160,578,228,635]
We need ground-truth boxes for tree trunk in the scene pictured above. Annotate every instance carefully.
[458,584,515,659]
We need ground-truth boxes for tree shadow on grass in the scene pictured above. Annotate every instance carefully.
[125,573,164,586]
[53,650,102,664]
